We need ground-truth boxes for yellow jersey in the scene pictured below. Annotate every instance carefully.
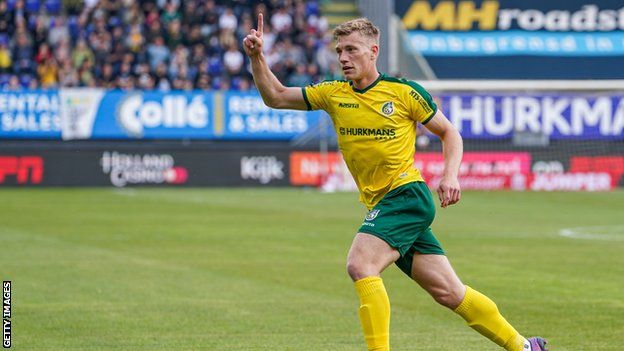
[302,73,437,209]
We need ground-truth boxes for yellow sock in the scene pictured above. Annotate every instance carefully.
[454,286,526,351]
[354,276,390,351]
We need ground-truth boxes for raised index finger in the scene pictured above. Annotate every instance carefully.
[257,13,263,34]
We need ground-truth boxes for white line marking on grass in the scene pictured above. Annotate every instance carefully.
[559,225,624,241]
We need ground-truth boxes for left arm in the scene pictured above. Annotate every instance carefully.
[422,110,463,208]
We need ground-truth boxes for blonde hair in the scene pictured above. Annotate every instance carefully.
[333,18,380,43]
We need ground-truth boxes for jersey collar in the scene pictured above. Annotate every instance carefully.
[350,72,383,94]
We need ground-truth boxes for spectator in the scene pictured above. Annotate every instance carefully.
[223,42,244,77]
[35,43,54,65]
[58,60,79,87]
[195,73,211,90]
[303,35,319,63]
[155,63,171,91]
[271,6,292,33]
[287,63,311,87]
[182,1,202,27]
[48,17,69,48]
[147,36,170,70]
[165,19,184,49]
[32,16,48,49]
[6,75,21,90]
[219,8,238,32]
[0,40,11,73]
[123,2,144,26]
[12,33,34,74]
[0,0,331,91]
[135,62,154,90]
[316,38,338,76]
[54,37,72,66]
[260,22,277,53]
[78,59,96,87]
[200,0,219,37]
[185,25,203,48]
[0,1,11,36]
[307,64,321,83]
[161,2,181,26]
[37,57,59,88]
[281,38,305,71]
[11,0,27,28]
[237,76,252,91]
[90,31,113,68]
[71,39,94,69]
[126,23,145,54]
[144,17,164,44]
[168,44,189,80]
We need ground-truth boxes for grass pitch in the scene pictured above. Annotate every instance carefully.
[1,188,623,350]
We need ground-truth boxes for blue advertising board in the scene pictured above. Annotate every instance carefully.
[220,92,323,140]
[0,90,61,139]
[436,93,624,139]
[89,91,215,139]
[60,89,324,140]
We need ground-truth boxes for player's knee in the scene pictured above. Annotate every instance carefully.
[430,287,463,309]
[346,259,376,281]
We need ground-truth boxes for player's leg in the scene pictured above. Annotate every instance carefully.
[347,232,400,351]
[410,253,545,351]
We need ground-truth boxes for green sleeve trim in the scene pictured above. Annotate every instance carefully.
[381,75,437,113]
[301,87,312,111]
[421,110,436,124]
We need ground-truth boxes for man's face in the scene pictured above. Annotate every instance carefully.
[335,32,378,81]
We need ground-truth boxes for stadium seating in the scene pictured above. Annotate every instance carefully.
[0,0,331,90]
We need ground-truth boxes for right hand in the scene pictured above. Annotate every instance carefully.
[437,176,461,208]
[243,13,264,58]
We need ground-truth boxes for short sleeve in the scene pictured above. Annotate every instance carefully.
[406,81,437,124]
[302,80,336,111]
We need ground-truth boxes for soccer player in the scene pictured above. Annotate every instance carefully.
[243,14,548,351]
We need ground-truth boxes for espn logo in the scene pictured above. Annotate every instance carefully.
[0,156,44,185]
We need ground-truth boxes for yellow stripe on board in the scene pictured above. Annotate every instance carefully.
[213,92,224,136]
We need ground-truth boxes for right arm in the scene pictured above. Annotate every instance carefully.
[243,13,308,110]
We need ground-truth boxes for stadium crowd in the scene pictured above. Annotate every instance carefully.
[0,0,341,91]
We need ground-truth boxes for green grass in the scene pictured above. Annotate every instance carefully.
[1,188,623,350]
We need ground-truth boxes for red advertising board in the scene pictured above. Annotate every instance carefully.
[291,151,620,191]
[570,156,624,185]
[290,152,345,186]
[415,152,532,190]
[0,156,44,184]
[290,151,532,190]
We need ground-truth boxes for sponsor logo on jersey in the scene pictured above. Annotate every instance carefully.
[381,101,394,116]
[409,90,433,114]
[339,127,396,139]
[338,102,360,108]
[365,209,380,221]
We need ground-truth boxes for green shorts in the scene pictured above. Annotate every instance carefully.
[358,181,445,277]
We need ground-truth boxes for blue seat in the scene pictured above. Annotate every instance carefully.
[19,74,33,87]
[45,0,61,14]
[68,16,80,37]
[25,0,40,13]
[0,74,10,85]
